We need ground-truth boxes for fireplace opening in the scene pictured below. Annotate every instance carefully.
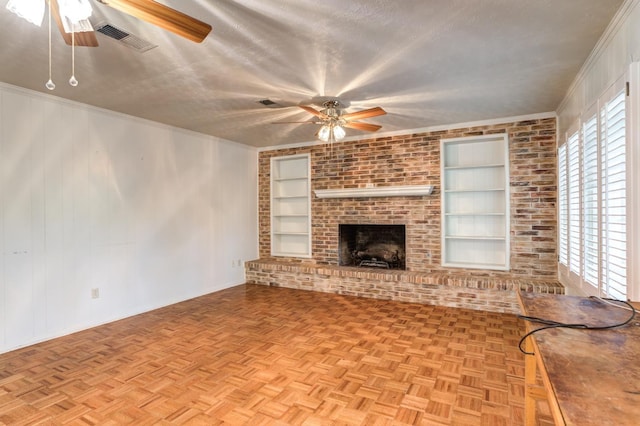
[339,224,406,270]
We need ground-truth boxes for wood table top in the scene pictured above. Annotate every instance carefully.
[517,292,640,426]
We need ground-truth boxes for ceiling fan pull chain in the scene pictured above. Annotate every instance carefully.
[69,25,78,87]
[45,0,55,91]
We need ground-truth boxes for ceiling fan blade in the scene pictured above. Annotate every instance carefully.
[343,122,382,132]
[272,121,323,124]
[98,0,212,43]
[299,105,329,119]
[50,0,99,47]
[341,106,386,121]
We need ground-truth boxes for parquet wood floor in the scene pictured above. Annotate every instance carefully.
[0,284,532,425]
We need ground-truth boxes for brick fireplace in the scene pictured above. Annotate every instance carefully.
[247,116,563,313]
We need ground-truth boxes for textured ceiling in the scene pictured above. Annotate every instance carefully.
[0,0,625,147]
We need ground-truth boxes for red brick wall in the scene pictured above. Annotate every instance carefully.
[258,117,557,279]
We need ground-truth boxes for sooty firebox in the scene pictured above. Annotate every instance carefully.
[338,224,406,269]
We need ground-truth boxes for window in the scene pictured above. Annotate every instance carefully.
[558,144,568,265]
[600,91,626,300]
[567,131,581,276]
[558,84,628,300]
[582,115,598,287]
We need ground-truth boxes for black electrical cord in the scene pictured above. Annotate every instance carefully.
[517,296,637,355]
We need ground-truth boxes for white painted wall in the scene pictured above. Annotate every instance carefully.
[0,83,258,354]
[557,0,640,135]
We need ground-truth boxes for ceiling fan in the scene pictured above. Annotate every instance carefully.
[48,0,212,47]
[276,100,387,142]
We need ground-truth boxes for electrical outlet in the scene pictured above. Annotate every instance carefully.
[91,288,100,299]
[237,259,242,268]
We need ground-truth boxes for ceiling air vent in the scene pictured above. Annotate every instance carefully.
[95,23,157,53]
[258,99,282,108]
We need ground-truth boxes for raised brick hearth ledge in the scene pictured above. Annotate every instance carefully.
[245,259,564,314]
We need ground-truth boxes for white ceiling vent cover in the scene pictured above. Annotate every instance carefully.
[95,23,157,53]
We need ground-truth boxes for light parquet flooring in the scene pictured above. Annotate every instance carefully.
[0,284,531,425]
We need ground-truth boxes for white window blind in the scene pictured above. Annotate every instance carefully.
[558,72,632,301]
[567,131,581,276]
[582,115,599,287]
[600,91,627,300]
[558,144,568,265]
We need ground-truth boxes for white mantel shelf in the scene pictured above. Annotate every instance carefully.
[314,185,434,199]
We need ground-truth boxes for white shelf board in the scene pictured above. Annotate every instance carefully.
[273,232,309,236]
[274,176,308,181]
[444,188,505,193]
[444,235,506,240]
[445,212,505,216]
[442,261,509,271]
[444,163,505,170]
[314,185,433,199]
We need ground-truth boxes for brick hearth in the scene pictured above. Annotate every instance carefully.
[245,259,563,314]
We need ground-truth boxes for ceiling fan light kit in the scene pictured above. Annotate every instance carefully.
[6,0,45,26]
[274,99,387,142]
[6,0,92,28]
[317,125,346,143]
[58,0,93,30]
[316,100,346,142]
